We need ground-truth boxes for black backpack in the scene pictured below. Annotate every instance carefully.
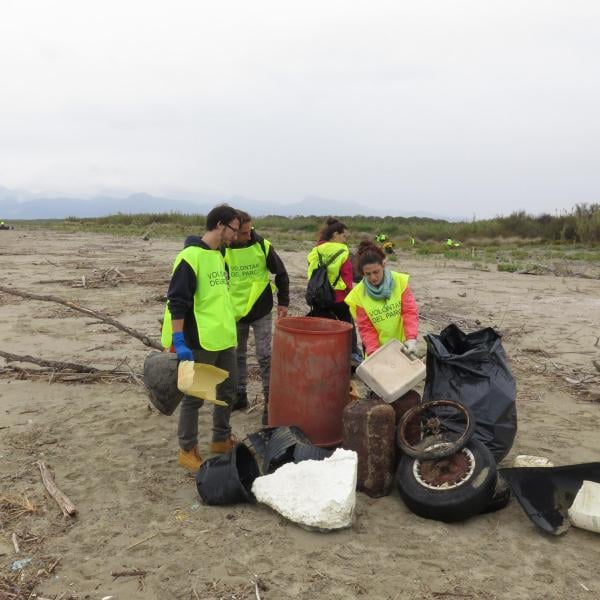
[305,249,345,309]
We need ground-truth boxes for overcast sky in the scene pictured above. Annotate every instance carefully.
[1,1,599,218]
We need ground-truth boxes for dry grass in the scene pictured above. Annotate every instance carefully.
[0,556,62,600]
[0,494,37,527]
[0,572,38,600]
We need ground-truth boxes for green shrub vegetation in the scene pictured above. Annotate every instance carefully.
[497,263,523,273]
[13,203,600,251]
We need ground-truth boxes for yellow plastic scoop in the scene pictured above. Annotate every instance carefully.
[177,361,229,406]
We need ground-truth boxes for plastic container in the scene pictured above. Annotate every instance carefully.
[196,443,260,505]
[268,316,352,447]
[247,426,333,474]
[356,339,426,403]
[342,397,396,497]
[568,480,600,533]
[177,361,229,405]
[143,351,183,415]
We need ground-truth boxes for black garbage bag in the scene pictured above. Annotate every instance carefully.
[423,323,517,462]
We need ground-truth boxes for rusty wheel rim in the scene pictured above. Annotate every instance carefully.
[413,446,476,491]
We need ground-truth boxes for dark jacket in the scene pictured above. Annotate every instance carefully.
[166,239,212,349]
[183,231,290,324]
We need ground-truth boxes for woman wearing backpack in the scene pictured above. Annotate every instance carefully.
[345,240,419,357]
[307,217,363,365]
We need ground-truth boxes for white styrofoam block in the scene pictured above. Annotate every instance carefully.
[251,448,358,530]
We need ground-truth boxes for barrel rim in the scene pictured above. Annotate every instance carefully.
[275,316,353,335]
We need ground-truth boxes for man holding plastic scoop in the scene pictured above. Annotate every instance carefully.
[225,210,289,425]
[161,204,240,472]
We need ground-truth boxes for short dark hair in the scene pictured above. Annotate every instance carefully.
[206,204,240,231]
[236,210,252,225]
[319,217,347,241]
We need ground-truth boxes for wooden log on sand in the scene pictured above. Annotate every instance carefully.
[36,461,77,518]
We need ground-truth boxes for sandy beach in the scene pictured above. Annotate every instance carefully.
[1,228,600,600]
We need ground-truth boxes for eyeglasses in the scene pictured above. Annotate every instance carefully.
[224,223,239,234]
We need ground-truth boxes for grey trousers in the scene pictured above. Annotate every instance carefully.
[178,346,237,449]
[236,312,272,401]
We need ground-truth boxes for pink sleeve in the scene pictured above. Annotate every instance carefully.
[356,306,380,355]
[339,257,353,291]
[401,285,419,340]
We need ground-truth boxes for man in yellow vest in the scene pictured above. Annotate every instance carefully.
[224,211,289,425]
[161,204,240,472]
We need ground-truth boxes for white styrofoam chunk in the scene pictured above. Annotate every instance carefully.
[568,480,600,534]
[251,448,358,531]
[513,455,554,468]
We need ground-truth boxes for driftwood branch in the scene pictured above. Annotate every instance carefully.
[36,461,77,518]
[0,350,101,373]
[111,569,148,578]
[0,350,144,384]
[0,285,162,350]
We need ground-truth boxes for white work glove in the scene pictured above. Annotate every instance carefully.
[403,339,418,357]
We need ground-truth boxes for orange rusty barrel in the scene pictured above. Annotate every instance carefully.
[268,316,352,447]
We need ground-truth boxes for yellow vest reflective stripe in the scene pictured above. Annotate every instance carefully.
[161,246,237,351]
[345,271,410,347]
[307,242,350,291]
[224,239,272,320]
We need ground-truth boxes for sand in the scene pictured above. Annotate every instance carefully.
[1,228,600,600]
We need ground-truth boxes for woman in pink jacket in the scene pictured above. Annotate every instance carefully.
[345,241,419,357]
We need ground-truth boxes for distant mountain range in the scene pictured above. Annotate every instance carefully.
[0,186,454,220]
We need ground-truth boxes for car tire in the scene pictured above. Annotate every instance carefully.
[396,437,497,522]
[480,473,511,514]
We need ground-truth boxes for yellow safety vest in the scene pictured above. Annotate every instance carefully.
[224,240,273,320]
[345,271,410,348]
[161,246,237,351]
[307,242,349,291]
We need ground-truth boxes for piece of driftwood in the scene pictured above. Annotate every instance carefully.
[111,569,148,578]
[125,532,159,551]
[0,350,101,373]
[0,285,162,350]
[0,354,142,384]
[36,461,77,518]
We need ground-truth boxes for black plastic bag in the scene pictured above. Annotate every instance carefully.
[423,324,517,462]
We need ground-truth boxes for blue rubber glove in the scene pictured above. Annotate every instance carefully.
[172,332,194,361]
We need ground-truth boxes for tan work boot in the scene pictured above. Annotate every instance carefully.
[209,435,238,454]
[177,446,203,472]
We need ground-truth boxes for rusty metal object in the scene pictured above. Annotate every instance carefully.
[342,396,396,498]
[397,399,475,460]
